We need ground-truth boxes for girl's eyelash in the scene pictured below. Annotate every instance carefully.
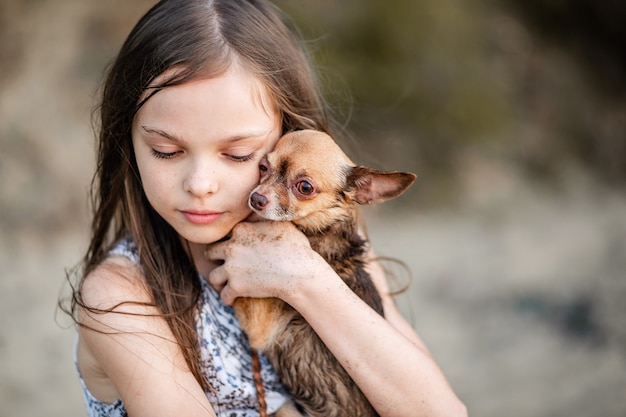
[151,149,178,159]
[228,153,255,162]
[150,149,254,162]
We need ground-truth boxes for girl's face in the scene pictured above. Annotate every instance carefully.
[132,67,281,245]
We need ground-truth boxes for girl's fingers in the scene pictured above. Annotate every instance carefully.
[204,243,222,262]
[204,220,315,303]
[207,266,228,293]
[207,264,245,305]
[205,236,233,264]
[219,283,236,306]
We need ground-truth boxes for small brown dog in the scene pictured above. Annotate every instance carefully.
[234,130,416,417]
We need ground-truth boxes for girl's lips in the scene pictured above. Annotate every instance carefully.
[181,210,223,225]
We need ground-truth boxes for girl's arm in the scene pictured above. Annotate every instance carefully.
[77,256,216,417]
[207,221,467,417]
[365,248,435,356]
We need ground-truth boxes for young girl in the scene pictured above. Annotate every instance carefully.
[67,0,467,416]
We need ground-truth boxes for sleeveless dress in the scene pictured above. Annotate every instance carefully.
[75,237,290,417]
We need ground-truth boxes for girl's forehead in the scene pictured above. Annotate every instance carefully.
[133,66,281,142]
[139,65,278,117]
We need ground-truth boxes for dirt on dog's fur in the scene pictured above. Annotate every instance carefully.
[231,130,415,417]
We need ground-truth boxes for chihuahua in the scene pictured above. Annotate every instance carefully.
[232,130,416,417]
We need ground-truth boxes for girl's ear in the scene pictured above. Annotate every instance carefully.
[346,166,417,205]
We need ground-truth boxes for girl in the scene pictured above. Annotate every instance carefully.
[67,0,467,416]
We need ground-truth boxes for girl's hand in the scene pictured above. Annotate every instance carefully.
[205,221,332,305]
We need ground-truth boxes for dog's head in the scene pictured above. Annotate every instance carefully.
[248,130,416,232]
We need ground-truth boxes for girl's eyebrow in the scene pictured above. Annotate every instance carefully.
[140,126,186,144]
[140,125,274,144]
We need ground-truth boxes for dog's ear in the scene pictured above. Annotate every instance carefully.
[346,166,416,205]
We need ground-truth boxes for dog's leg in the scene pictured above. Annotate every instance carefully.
[233,297,294,349]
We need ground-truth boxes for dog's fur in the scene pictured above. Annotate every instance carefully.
[233,130,416,417]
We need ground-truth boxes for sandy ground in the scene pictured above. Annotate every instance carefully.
[2,168,625,417]
[364,169,626,416]
[1,1,625,416]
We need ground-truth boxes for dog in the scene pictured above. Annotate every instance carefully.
[233,130,416,417]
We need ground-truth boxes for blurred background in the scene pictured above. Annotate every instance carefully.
[1,0,624,415]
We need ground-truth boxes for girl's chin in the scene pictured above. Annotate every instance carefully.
[176,224,235,246]
[180,232,229,246]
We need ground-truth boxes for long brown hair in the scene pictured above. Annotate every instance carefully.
[66,0,333,390]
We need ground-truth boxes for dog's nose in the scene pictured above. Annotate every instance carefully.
[249,192,268,210]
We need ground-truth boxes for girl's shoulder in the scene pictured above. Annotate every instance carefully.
[81,257,148,310]
[76,239,193,413]
[79,238,151,321]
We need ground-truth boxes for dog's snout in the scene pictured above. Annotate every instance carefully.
[250,192,269,210]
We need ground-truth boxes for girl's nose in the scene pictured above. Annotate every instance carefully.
[183,165,219,196]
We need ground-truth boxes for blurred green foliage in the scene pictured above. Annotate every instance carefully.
[503,0,626,96]
[275,0,626,203]
[277,0,511,169]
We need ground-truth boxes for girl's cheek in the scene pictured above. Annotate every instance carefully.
[239,163,262,185]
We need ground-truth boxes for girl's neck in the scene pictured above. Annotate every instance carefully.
[187,241,219,278]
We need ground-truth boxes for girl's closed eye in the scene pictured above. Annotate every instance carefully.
[227,152,255,162]
[151,148,181,159]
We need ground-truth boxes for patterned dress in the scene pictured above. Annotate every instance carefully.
[75,237,290,417]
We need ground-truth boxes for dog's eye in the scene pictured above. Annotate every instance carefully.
[259,158,269,174]
[295,180,315,195]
